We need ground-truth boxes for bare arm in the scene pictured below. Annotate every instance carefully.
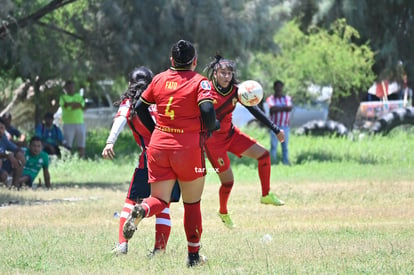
[43,167,51,189]
[269,105,292,114]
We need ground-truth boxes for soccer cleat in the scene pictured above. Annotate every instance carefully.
[260,192,285,206]
[122,204,145,240]
[111,242,128,256]
[217,212,235,229]
[186,252,207,268]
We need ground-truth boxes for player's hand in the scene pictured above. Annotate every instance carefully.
[102,143,115,159]
[276,129,285,143]
[207,120,221,138]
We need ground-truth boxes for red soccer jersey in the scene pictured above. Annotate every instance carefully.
[210,82,239,135]
[140,68,214,149]
[114,98,153,168]
[115,98,152,148]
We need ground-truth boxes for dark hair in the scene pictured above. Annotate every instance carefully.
[64,80,74,88]
[273,80,284,88]
[171,40,196,68]
[204,54,239,92]
[114,66,154,119]
[0,117,5,126]
[2,112,11,120]
[30,136,42,145]
[44,112,54,119]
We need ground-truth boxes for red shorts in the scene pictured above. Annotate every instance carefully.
[147,146,206,182]
[204,126,256,173]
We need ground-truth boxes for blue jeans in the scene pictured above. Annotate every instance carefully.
[270,126,290,164]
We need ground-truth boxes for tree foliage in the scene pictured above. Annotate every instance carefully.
[0,0,285,126]
[291,0,414,86]
[0,0,285,82]
[250,19,375,128]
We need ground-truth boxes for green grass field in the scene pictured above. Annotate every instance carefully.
[1,127,413,274]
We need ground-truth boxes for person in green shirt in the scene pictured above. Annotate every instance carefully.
[59,80,86,158]
[19,136,51,189]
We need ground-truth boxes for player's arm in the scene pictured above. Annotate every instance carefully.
[105,114,127,144]
[199,100,220,132]
[246,106,284,142]
[270,105,292,113]
[103,115,127,159]
[43,167,51,189]
[135,98,155,133]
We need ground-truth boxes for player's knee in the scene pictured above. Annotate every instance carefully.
[258,150,270,161]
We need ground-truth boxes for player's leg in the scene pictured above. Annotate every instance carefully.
[179,177,207,267]
[242,143,285,205]
[229,129,270,196]
[123,179,174,240]
[217,168,235,229]
[112,197,136,255]
[152,204,171,254]
[231,130,285,206]
[113,165,150,255]
[152,181,180,254]
[171,146,207,267]
[205,145,235,228]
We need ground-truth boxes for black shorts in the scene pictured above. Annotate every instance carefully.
[0,159,13,174]
[127,167,181,202]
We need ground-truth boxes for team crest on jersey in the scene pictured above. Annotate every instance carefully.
[200,80,211,90]
[217,157,225,166]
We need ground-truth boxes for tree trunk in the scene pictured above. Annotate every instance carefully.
[328,88,365,130]
[33,80,42,125]
[0,81,31,117]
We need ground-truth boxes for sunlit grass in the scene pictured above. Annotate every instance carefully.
[0,127,413,274]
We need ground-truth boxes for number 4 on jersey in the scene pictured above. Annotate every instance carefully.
[165,96,175,120]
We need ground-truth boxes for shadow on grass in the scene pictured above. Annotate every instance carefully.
[295,150,379,165]
[52,181,127,190]
[0,181,126,207]
[0,192,26,207]
[227,149,379,166]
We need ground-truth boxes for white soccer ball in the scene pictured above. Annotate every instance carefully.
[237,80,264,106]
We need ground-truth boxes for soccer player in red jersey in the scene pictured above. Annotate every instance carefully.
[123,40,219,267]
[203,55,285,229]
[102,67,181,256]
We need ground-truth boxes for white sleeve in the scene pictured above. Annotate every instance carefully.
[106,115,127,144]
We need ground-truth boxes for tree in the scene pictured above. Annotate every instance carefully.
[0,0,87,124]
[0,0,286,128]
[291,0,414,88]
[249,19,375,129]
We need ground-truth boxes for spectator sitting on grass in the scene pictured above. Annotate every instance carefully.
[18,136,51,189]
[0,117,25,188]
[2,112,27,147]
[35,112,67,157]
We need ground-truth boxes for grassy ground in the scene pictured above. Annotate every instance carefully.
[0,127,413,274]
